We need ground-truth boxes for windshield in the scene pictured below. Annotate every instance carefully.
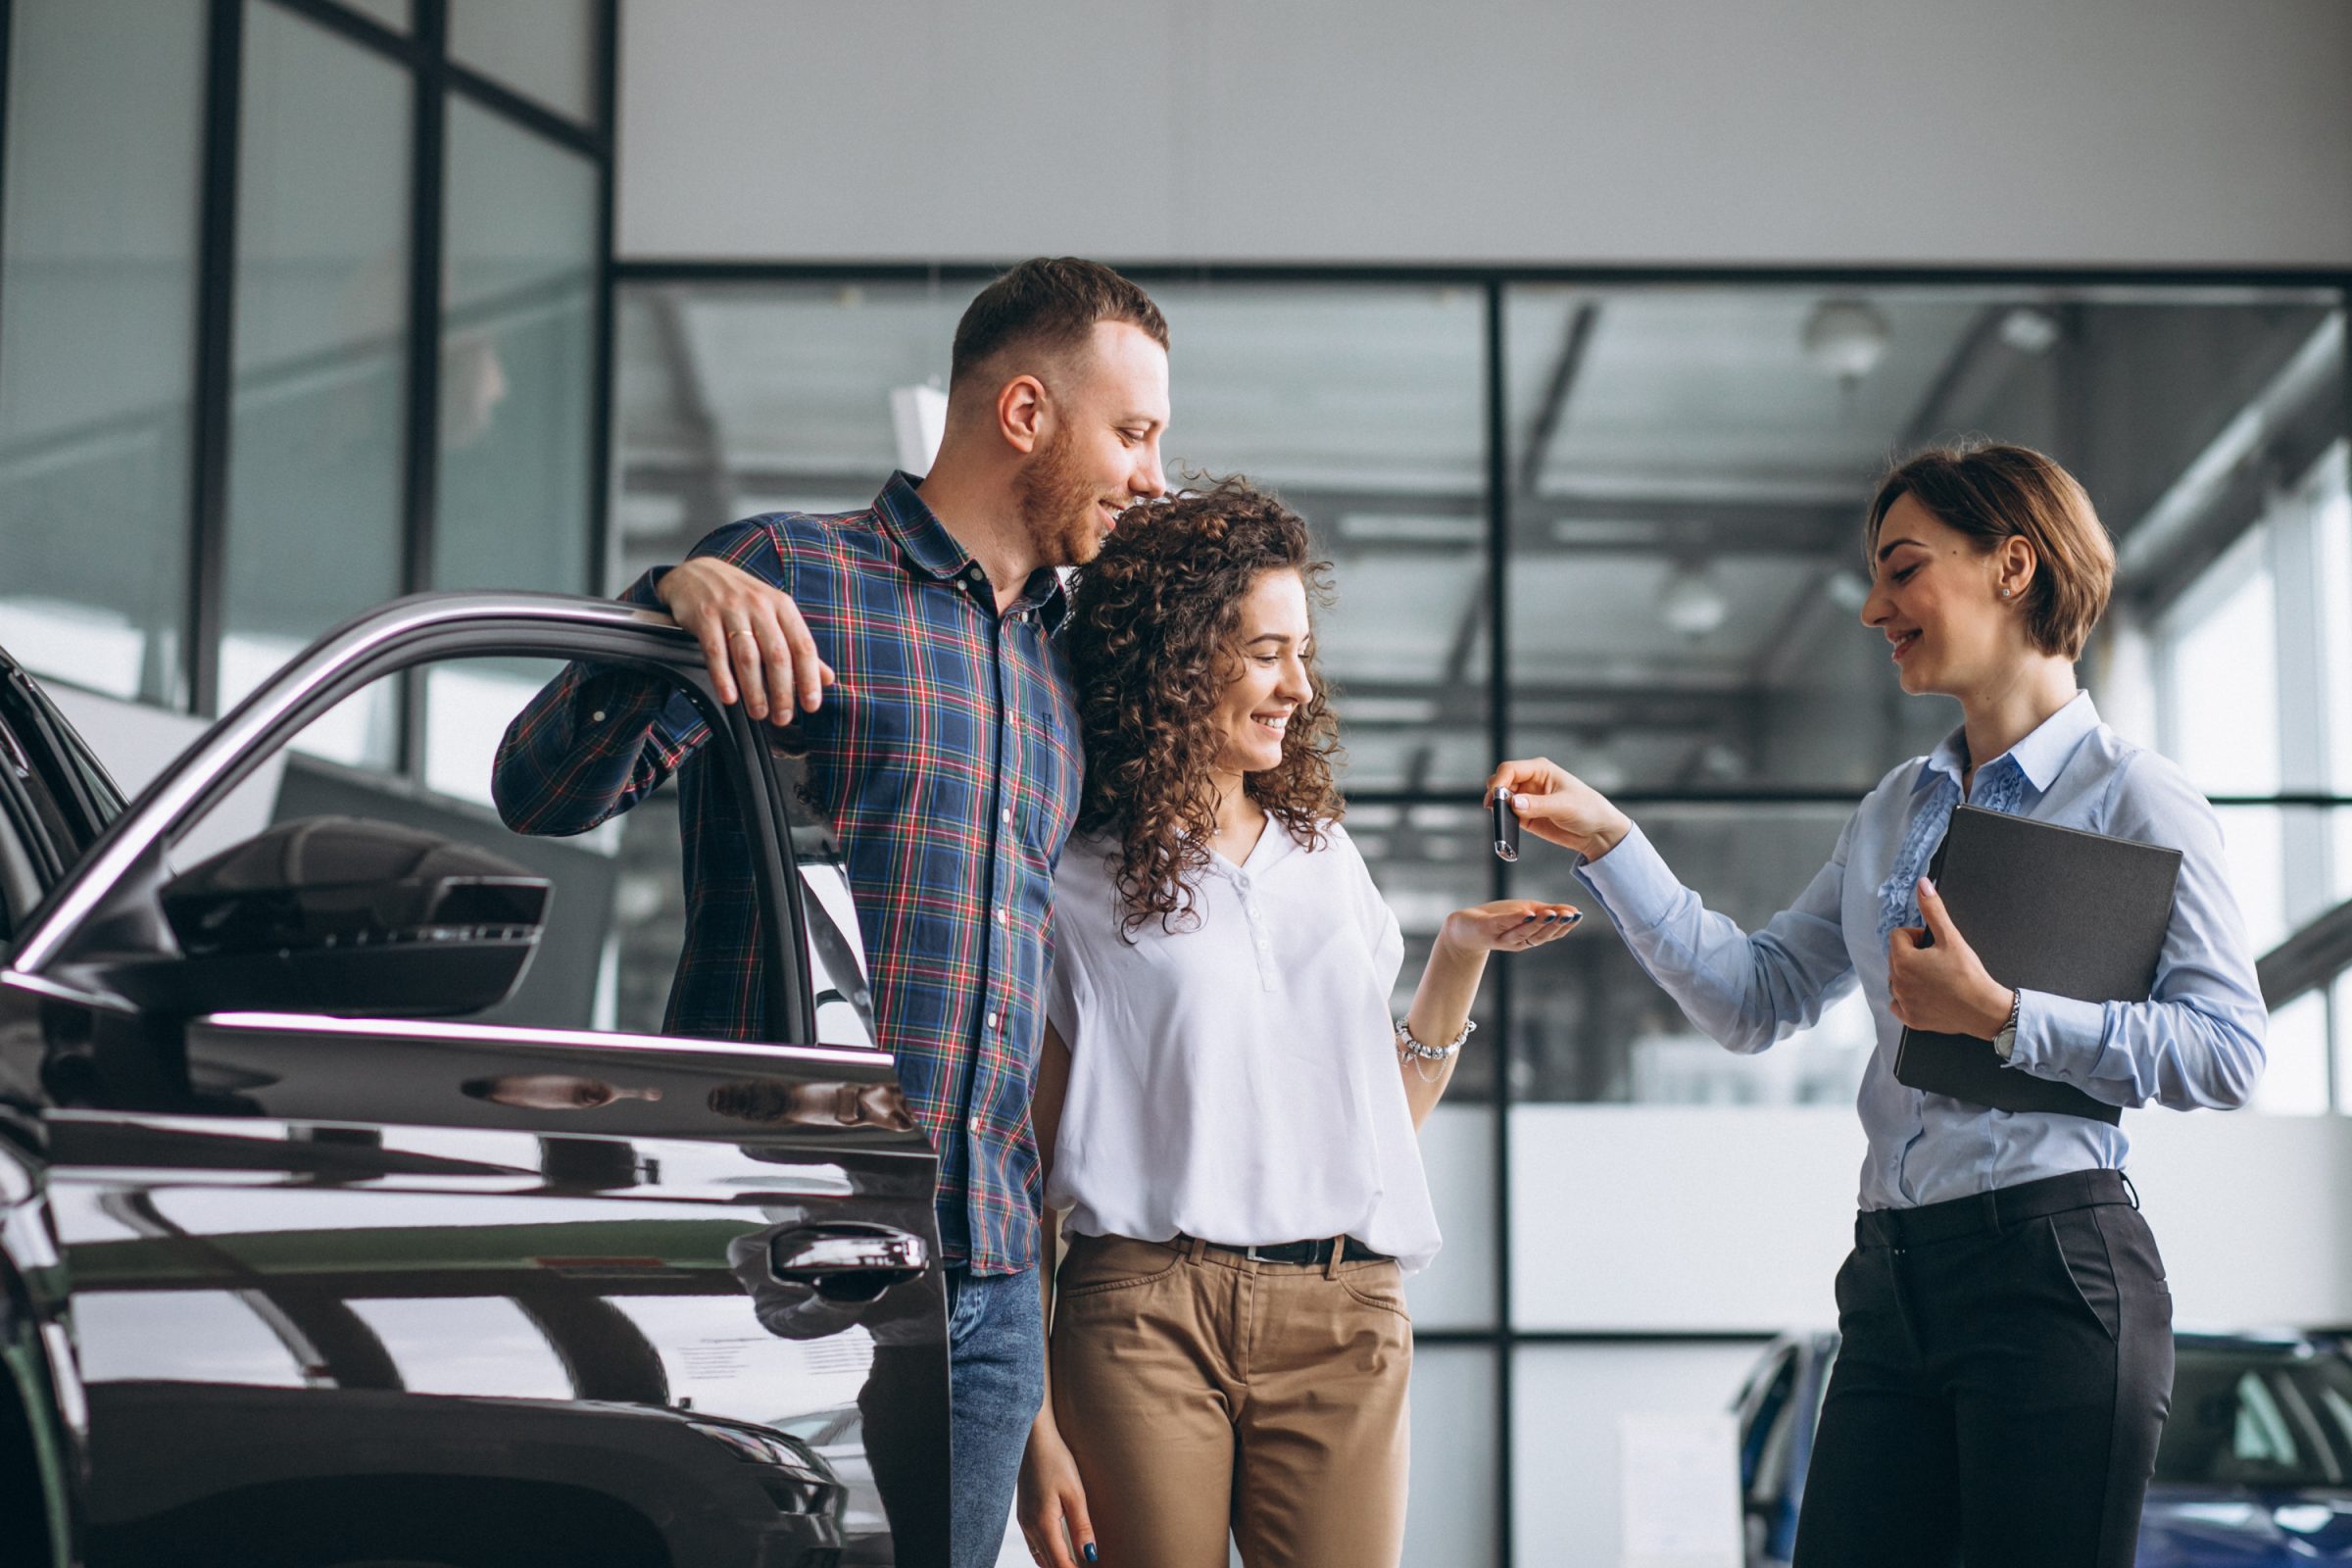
[2157,1346,2352,1491]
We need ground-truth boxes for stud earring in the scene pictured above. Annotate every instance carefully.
[2000,587,2013,599]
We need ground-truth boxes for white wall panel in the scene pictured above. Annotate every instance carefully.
[1510,1104,2352,1333]
[617,0,2352,267]
[1513,1343,1766,1568]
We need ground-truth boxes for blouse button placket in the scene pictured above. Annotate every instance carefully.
[1235,872,1278,991]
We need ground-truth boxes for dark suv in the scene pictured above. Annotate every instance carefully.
[1735,1330,2352,1566]
[0,594,948,1568]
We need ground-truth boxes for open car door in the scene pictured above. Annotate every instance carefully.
[0,593,946,1568]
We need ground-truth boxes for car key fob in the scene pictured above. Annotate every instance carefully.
[1492,788,1520,862]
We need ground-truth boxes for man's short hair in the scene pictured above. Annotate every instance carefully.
[949,258,1169,393]
[1865,441,2116,662]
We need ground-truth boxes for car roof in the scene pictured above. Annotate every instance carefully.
[2174,1328,2345,1356]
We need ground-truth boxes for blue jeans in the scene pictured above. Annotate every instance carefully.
[947,1264,1045,1568]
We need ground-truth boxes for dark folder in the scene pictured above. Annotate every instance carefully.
[1892,806,2181,1125]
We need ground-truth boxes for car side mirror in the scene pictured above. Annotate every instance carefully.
[130,815,551,1018]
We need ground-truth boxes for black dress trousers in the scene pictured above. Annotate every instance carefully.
[1790,1169,2174,1568]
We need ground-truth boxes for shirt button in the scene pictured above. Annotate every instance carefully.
[589,710,606,723]
[995,908,1007,925]
[968,1114,982,1133]
[1002,808,1013,825]
[986,1010,999,1031]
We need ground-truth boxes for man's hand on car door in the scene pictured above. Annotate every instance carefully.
[657,558,835,723]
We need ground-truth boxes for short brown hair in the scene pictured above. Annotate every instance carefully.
[1865,442,2115,661]
[1066,476,1342,939]
[949,257,1168,392]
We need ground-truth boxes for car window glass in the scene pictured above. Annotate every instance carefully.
[2270,1372,2346,1485]
[0,689,85,875]
[0,787,31,942]
[163,654,721,1039]
[2236,1372,2300,1469]
[2322,1385,2352,1457]
[1744,1354,1800,1505]
[2160,1351,2352,1489]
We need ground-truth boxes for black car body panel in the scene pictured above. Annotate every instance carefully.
[0,595,947,1568]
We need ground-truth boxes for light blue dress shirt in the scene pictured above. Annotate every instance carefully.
[1575,692,2268,1211]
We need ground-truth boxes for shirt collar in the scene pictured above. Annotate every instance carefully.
[874,469,1070,626]
[1918,690,2101,794]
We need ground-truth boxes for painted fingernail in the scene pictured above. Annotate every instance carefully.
[1084,1546,1099,1564]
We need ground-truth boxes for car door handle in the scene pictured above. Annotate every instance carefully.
[768,1223,930,1301]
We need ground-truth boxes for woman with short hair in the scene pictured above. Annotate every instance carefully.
[1494,442,2267,1568]
[1015,478,1578,1568]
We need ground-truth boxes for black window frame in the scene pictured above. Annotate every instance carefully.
[611,258,2352,1566]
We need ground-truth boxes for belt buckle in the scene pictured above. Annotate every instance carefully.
[1244,1243,1272,1262]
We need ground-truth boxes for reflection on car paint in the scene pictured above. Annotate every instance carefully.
[0,603,950,1567]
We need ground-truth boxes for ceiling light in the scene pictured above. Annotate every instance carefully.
[1549,517,1665,547]
[1344,696,1442,725]
[1338,512,1481,544]
[1998,307,2061,355]
[1657,561,1730,640]
[1576,753,1629,794]
[1800,299,1892,381]
[1823,568,1870,612]
[1697,743,1746,782]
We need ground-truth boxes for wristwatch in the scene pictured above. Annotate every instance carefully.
[1992,989,2022,1060]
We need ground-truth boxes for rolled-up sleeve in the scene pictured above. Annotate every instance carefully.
[2002,754,2267,1110]
[1576,816,1861,1055]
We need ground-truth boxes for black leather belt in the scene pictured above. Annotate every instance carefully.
[1179,1234,1390,1265]
[1854,1168,2134,1250]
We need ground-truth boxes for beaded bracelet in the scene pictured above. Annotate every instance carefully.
[1395,1016,1477,1080]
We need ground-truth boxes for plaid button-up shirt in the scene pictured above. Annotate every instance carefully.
[492,473,1081,1274]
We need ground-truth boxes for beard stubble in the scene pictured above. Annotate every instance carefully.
[1013,424,1108,569]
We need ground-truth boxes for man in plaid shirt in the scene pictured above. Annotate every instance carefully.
[492,259,1169,1568]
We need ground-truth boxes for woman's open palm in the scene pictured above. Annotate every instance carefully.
[1444,899,1582,955]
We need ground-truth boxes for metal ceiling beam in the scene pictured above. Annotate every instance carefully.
[643,289,734,534]
[622,464,1861,559]
[1337,677,1755,732]
[1898,304,2016,452]
[1516,301,1600,498]
[2257,896,2352,1010]
[1400,576,1493,792]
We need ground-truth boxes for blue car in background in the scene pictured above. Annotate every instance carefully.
[1734,1330,2352,1566]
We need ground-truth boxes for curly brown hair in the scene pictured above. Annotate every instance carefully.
[1065,476,1344,938]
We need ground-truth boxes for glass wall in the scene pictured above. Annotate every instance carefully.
[221,2,414,760]
[0,0,614,786]
[448,0,600,124]
[614,270,2352,1566]
[433,95,600,595]
[0,0,207,704]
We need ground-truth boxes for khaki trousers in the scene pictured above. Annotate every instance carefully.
[1050,1233,1412,1568]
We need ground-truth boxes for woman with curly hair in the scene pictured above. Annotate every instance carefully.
[1015,478,1577,1568]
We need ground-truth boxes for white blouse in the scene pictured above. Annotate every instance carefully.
[1042,819,1443,1274]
